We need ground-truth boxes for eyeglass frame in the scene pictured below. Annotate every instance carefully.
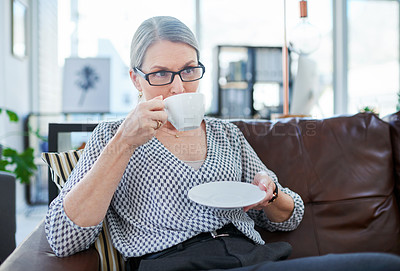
[134,62,205,86]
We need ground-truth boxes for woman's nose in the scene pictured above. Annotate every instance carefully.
[169,74,185,94]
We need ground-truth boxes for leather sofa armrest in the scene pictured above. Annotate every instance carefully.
[0,220,99,271]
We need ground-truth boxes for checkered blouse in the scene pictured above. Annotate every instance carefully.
[45,117,304,259]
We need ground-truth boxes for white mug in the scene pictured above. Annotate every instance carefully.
[164,93,205,131]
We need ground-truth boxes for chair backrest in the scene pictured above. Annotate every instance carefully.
[0,171,16,263]
[47,123,98,204]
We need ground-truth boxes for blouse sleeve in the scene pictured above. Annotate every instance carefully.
[44,121,112,257]
[231,123,304,232]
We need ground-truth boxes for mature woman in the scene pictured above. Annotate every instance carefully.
[45,16,400,271]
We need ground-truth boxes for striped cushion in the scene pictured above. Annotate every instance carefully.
[42,150,82,191]
[41,150,125,271]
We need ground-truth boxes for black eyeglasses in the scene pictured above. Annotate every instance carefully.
[134,62,205,86]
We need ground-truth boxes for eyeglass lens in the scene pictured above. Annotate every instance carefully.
[148,67,203,85]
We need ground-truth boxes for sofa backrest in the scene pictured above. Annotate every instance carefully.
[384,111,400,208]
[233,112,400,258]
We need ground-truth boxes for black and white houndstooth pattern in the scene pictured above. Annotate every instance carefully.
[45,117,304,259]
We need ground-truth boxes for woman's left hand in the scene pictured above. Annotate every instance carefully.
[243,171,277,212]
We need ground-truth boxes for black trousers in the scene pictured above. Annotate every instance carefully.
[128,241,400,271]
[127,225,400,271]
[127,226,292,271]
[215,252,400,271]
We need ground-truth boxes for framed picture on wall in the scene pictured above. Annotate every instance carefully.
[12,0,28,59]
[62,58,111,113]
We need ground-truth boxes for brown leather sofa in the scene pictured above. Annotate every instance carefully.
[1,111,399,271]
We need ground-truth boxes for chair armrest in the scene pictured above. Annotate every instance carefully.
[0,220,99,271]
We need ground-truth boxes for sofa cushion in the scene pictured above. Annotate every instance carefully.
[41,150,125,271]
[233,112,400,258]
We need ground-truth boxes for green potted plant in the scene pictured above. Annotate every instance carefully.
[359,105,378,115]
[0,108,37,184]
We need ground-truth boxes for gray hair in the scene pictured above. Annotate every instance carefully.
[130,16,200,69]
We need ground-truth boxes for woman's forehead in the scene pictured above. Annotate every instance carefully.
[142,40,197,70]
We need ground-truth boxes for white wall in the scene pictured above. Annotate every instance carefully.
[0,0,31,151]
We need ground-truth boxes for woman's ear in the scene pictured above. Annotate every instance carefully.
[129,69,141,91]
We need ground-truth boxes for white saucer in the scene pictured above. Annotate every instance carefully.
[188,181,266,209]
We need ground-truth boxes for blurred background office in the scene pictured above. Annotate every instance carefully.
[0,0,399,246]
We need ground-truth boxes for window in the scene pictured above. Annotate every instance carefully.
[347,0,399,116]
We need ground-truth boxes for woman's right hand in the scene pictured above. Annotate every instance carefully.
[118,95,168,149]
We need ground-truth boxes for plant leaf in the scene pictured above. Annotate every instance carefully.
[0,159,10,171]
[6,110,19,122]
[2,147,36,184]
[2,148,17,156]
